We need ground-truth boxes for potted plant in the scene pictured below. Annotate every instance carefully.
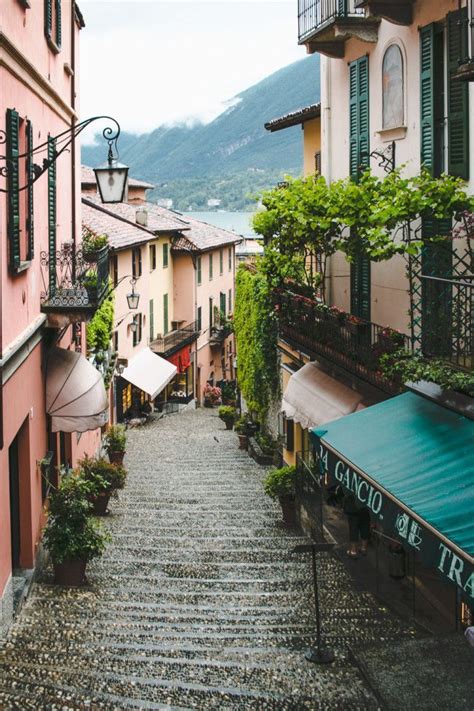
[203,383,222,408]
[79,456,127,515]
[83,270,98,302]
[218,405,236,430]
[104,424,127,465]
[82,229,108,263]
[263,466,298,528]
[42,474,110,586]
[221,381,237,406]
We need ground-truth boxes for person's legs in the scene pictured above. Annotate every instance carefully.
[357,508,370,554]
[346,514,359,556]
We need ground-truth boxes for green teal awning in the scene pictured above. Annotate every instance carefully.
[312,392,474,603]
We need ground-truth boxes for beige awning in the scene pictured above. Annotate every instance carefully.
[121,347,177,399]
[281,361,366,430]
[46,347,109,433]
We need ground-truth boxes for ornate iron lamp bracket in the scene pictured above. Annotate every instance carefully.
[0,115,122,193]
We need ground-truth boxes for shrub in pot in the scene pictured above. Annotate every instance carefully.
[235,414,253,449]
[218,405,236,430]
[42,474,110,586]
[104,424,127,464]
[82,229,108,262]
[79,456,127,515]
[263,465,298,528]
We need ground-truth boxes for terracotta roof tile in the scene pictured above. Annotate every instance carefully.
[81,165,155,190]
[264,103,321,132]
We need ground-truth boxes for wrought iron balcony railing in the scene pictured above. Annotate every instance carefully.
[275,289,411,394]
[209,313,233,347]
[40,245,109,319]
[420,275,473,371]
[298,0,364,42]
[149,320,200,358]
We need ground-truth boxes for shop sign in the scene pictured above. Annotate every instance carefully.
[318,441,474,605]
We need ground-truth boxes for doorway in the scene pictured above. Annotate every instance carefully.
[8,436,21,570]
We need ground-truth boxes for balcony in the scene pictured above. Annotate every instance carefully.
[209,314,233,348]
[40,245,109,327]
[149,321,200,358]
[274,289,411,394]
[420,275,473,371]
[298,0,379,58]
[354,0,414,26]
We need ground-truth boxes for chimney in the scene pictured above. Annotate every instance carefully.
[135,208,148,227]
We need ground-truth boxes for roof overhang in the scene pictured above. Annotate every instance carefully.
[265,104,321,132]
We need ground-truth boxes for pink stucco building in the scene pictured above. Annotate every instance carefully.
[0,1,109,635]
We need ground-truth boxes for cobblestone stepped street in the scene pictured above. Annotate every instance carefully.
[0,409,416,709]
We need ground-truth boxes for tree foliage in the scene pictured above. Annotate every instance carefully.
[234,264,279,420]
[86,284,115,353]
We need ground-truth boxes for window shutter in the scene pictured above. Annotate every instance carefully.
[48,137,57,293]
[55,0,62,48]
[44,0,52,39]
[358,56,370,172]
[420,24,435,174]
[349,61,359,178]
[447,8,469,179]
[220,292,226,315]
[351,255,371,320]
[337,0,347,16]
[163,294,169,334]
[6,109,20,271]
[149,299,154,341]
[26,120,34,260]
[286,419,294,452]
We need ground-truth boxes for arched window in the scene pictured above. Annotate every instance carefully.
[382,45,404,129]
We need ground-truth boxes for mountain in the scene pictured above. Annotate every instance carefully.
[82,54,320,210]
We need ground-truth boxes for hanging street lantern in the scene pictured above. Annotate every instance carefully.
[94,158,129,204]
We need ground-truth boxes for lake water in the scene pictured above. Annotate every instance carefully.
[184,211,256,238]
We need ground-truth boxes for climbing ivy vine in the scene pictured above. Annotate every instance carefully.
[234,264,279,420]
[86,284,115,354]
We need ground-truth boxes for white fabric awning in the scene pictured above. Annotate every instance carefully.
[46,347,109,433]
[281,361,366,430]
[121,347,177,399]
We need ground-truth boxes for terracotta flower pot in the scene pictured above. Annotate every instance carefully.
[53,559,87,587]
[108,450,125,465]
[279,495,297,528]
[238,433,248,450]
[90,492,112,516]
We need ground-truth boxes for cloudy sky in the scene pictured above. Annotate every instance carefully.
[79,0,305,137]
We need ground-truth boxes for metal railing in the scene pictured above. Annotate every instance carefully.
[420,275,473,370]
[296,450,324,541]
[40,245,109,313]
[149,320,200,356]
[298,0,363,41]
[275,290,411,393]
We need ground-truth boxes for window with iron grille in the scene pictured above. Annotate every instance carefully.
[111,254,118,287]
[315,151,321,174]
[228,247,232,271]
[219,249,223,274]
[209,253,213,280]
[163,242,169,268]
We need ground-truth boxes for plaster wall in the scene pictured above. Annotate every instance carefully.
[113,235,174,363]
[303,118,321,176]
[321,0,461,330]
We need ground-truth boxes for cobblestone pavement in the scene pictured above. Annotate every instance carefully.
[0,409,417,709]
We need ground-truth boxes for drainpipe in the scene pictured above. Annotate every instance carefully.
[71,3,77,269]
[322,55,333,304]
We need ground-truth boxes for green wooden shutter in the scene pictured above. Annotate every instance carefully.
[197,306,202,331]
[349,57,371,320]
[349,61,359,178]
[55,0,62,48]
[197,256,202,284]
[220,292,226,316]
[48,136,56,293]
[6,109,20,271]
[26,120,34,260]
[163,293,169,335]
[358,57,370,172]
[45,0,52,39]
[420,24,435,174]
[337,0,347,16]
[350,255,371,320]
[447,8,469,179]
[149,299,154,341]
